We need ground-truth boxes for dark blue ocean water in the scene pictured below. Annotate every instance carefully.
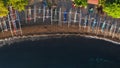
[0,36,120,68]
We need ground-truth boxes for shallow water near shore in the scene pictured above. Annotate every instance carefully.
[0,35,120,68]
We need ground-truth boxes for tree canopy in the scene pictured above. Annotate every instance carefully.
[103,0,120,18]
[0,0,8,17]
[0,0,28,17]
[73,0,87,7]
[73,0,120,18]
[3,0,28,11]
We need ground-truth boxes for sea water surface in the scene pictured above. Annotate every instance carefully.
[0,35,120,68]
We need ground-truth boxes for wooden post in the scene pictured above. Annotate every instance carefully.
[51,8,53,25]
[87,15,91,32]
[54,8,57,20]
[0,19,3,33]
[116,27,120,38]
[79,10,82,30]
[105,23,109,37]
[16,11,23,35]
[68,9,72,28]
[46,9,49,18]
[59,8,62,26]
[28,7,32,23]
[96,18,101,35]
[118,27,120,40]
[74,10,77,23]
[112,24,117,38]
[25,9,27,23]
[34,5,37,23]
[8,15,13,37]
[101,21,106,34]
[9,6,17,35]
[84,15,87,29]
[3,18,8,31]
[109,25,113,36]
[43,7,46,22]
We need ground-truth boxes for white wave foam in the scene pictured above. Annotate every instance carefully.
[0,34,120,47]
[83,35,120,45]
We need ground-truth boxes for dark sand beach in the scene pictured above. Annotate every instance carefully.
[0,24,120,43]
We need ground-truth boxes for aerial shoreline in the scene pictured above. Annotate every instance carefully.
[0,33,120,47]
[0,24,120,46]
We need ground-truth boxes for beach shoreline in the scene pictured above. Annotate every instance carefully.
[0,34,120,47]
[0,24,120,46]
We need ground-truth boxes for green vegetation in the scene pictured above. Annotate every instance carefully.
[3,0,28,11]
[99,0,106,6]
[0,0,119,18]
[73,0,87,7]
[103,0,120,18]
[73,0,120,18]
[0,0,8,17]
[46,0,52,8]
[97,0,120,18]
[0,0,28,17]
